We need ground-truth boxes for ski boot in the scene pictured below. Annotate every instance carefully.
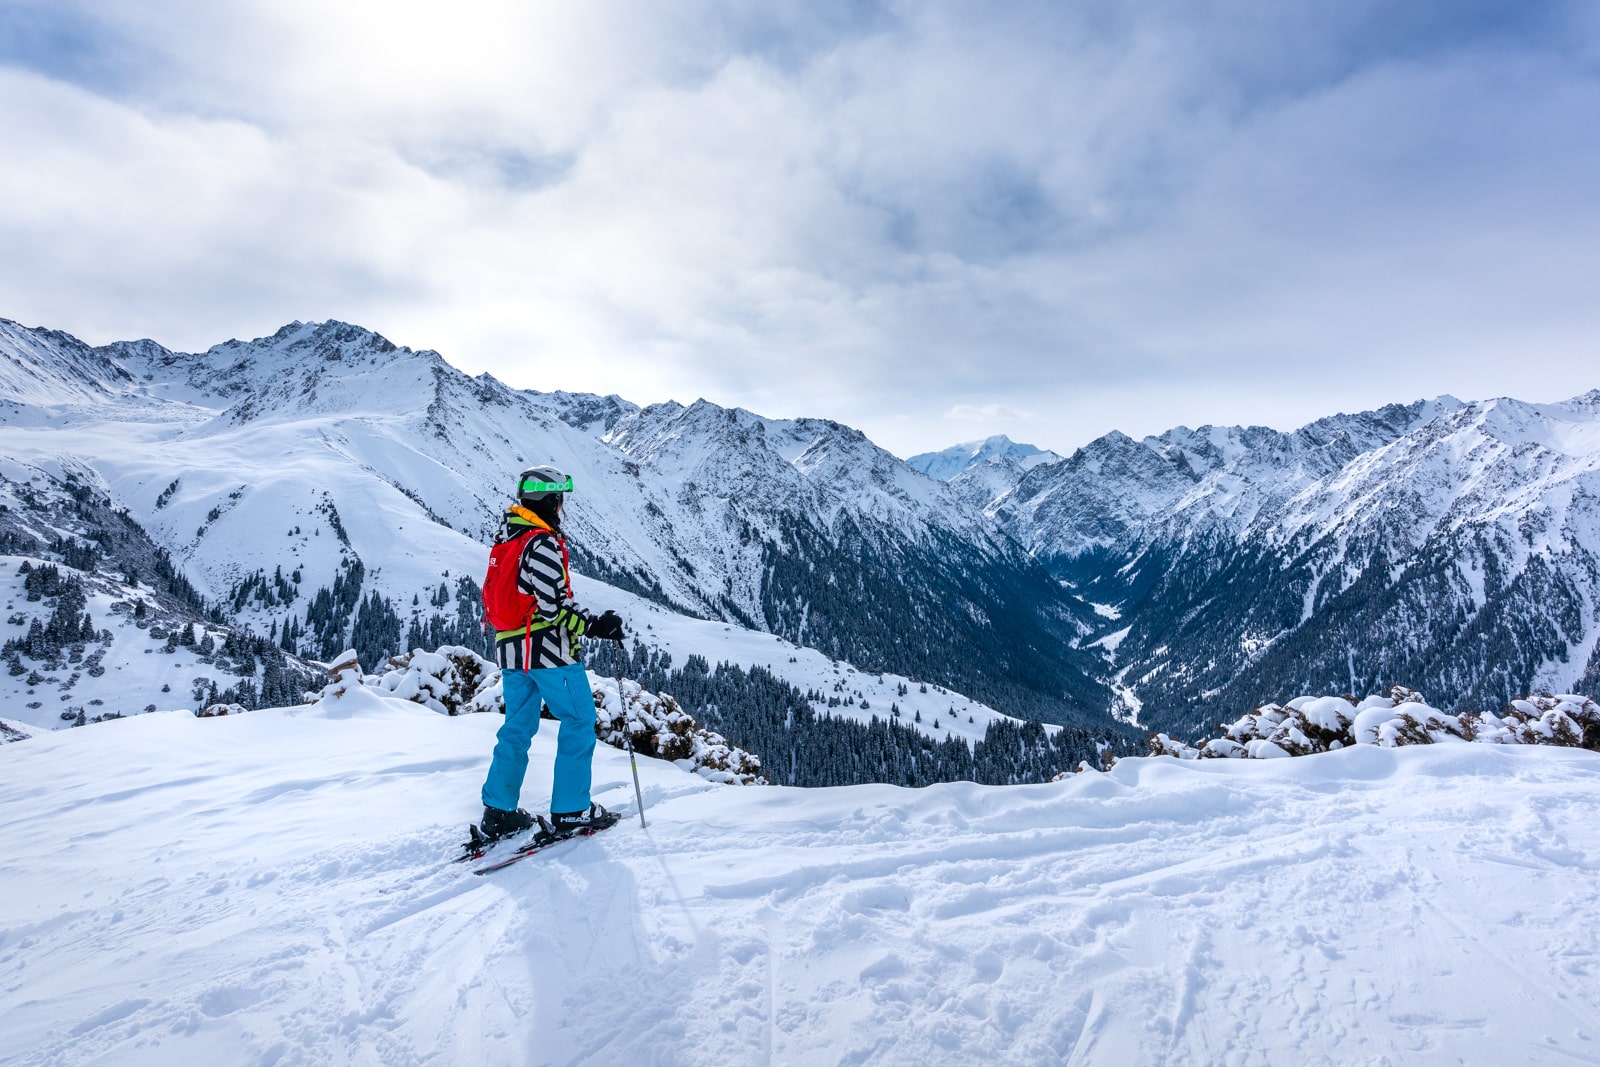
[479,805,537,841]
[549,802,621,837]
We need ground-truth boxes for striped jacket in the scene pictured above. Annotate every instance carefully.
[491,509,594,671]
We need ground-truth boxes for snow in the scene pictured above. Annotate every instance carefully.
[1087,626,1130,657]
[2,317,1019,664]
[905,436,1061,482]
[1108,666,1143,728]
[999,388,1600,710]
[5,699,1600,1064]
[589,581,1023,745]
[9,316,1600,1062]
[0,513,1018,747]
[999,398,1468,565]
[1295,695,1357,733]
[0,554,235,733]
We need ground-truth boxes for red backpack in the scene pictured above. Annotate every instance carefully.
[482,527,571,633]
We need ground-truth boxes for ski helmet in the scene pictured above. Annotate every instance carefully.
[517,464,572,504]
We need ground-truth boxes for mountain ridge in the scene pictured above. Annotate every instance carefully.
[6,312,1597,743]
[0,316,1114,731]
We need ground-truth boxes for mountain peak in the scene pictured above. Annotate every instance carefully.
[907,435,1060,481]
[213,320,404,361]
[0,317,138,410]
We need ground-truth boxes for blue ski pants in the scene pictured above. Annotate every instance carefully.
[481,662,597,815]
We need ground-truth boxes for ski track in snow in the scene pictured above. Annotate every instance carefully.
[3,703,1600,1066]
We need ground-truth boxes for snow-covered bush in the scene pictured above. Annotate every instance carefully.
[592,675,765,785]
[367,645,501,716]
[1053,749,1121,778]
[1149,734,1199,759]
[1151,685,1600,760]
[348,644,764,784]
[1493,694,1600,748]
[309,649,367,704]
[197,702,248,718]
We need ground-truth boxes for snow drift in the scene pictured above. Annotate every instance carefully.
[3,685,1599,1065]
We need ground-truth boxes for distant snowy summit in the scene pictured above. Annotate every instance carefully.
[905,435,1062,481]
[905,435,1064,512]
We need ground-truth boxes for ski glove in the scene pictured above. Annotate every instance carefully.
[589,610,626,641]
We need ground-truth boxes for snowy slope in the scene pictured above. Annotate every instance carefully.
[0,554,219,732]
[594,582,1023,745]
[0,319,143,417]
[0,461,323,733]
[3,696,1599,1065]
[0,421,1031,746]
[0,529,1017,746]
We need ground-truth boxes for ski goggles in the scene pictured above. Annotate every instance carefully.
[519,475,574,494]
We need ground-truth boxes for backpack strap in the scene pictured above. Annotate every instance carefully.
[510,525,574,667]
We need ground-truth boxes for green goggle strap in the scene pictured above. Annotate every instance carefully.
[519,476,573,495]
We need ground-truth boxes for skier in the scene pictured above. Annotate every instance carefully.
[478,465,627,841]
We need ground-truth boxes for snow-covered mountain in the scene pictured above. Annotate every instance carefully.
[9,311,1599,749]
[996,399,1463,569]
[906,436,1064,513]
[906,434,1061,481]
[997,395,1600,734]
[0,317,1112,734]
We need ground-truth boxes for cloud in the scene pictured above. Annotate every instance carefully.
[1,0,1598,459]
[944,403,1032,423]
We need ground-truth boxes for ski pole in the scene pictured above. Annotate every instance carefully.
[625,734,647,829]
[609,636,647,828]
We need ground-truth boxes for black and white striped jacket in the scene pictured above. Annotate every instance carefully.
[492,512,594,671]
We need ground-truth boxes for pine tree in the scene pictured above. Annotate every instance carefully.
[351,590,402,669]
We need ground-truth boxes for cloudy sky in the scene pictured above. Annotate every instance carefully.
[2,1,1597,457]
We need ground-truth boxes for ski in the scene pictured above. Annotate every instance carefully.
[455,821,520,863]
[470,822,613,874]
[455,805,625,871]
[453,817,552,863]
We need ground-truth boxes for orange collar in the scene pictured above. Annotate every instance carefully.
[508,505,555,532]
